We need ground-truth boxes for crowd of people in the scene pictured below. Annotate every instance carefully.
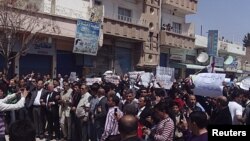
[0,71,249,141]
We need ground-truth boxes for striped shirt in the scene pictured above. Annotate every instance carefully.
[154,117,174,141]
[101,106,123,141]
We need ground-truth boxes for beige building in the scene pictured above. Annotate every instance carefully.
[6,0,199,77]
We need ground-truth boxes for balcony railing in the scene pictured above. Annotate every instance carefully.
[104,13,147,27]
[161,23,194,38]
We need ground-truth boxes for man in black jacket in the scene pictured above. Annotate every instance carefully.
[210,96,232,125]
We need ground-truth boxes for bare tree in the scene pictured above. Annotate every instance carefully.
[0,0,58,76]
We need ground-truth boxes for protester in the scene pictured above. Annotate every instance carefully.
[143,102,175,141]
[210,96,232,125]
[101,95,123,141]
[9,120,36,141]
[118,115,141,141]
[0,88,28,141]
[182,111,208,141]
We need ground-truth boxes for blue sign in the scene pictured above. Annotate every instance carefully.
[207,30,219,56]
[73,19,100,56]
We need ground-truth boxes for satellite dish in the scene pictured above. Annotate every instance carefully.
[197,52,209,63]
[224,56,234,65]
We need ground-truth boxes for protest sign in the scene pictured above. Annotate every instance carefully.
[104,75,120,85]
[193,73,226,97]
[140,73,153,87]
[239,77,250,90]
[156,66,175,89]
[86,78,102,85]
[69,72,77,82]
[128,71,145,80]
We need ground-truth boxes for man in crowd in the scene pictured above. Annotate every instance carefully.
[118,115,141,141]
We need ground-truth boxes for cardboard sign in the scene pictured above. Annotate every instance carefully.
[69,72,77,82]
[193,73,226,97]
[104,75,120,85]
[156,66,175,89]
[86,78,102,85]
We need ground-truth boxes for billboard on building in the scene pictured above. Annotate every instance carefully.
[73,19,100,56]
[207,30,219,56]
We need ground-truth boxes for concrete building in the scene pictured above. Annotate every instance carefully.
[3,0,200,78]
[194,35,246,78]
[159,0,197,78]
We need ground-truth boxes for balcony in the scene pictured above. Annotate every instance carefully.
[162,0,197,14]
[42,1,88,19]
[160,23,195,49]
[219,41,246,56]
[103,14,149,41]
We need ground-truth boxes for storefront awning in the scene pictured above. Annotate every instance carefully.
[169,63,243,73]
[185,64,225,72]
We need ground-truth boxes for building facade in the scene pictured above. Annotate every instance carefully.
[194,35,246,79]
[5,0,199,77]
[159,0,197,78]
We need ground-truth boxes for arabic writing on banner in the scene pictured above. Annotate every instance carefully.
[193,73,225,97]
[104,75,120,85]
[86,78,102,86]
[73,19,100,56]
[156,66,175,89]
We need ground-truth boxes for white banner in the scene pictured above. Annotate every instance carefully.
[140,73,153,87]
[156,66,175,89]
[86,78,102,86]
[193,73,226,97]
[104,75,120,85]
[239,77,250,90]
[128,71,145,81]
[69,72,77,82]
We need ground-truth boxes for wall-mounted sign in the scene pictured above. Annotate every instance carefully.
[73,19,100,56]
[207,30,219,56]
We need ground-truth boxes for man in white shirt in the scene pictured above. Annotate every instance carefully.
[76,84,92,141]
[28,80,47,139]
[228,92,244,125]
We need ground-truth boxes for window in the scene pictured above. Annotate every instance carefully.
[118,7,132,22]
[94,0,102,5]
[186,55,196,64]
[172,22,182,34]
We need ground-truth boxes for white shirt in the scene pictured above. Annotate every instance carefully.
[228,101,243,125]
[137,106,145,118]
[33,89,43,106]
[0,94,25,111]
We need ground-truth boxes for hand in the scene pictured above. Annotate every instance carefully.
[41,102,46,106]
[179,118,188,130]
[48,102,54,107]
[146,116,153,124]
[71,107,76,111]
[143,128,151,136]
[55,95,60,100]
[114,112,122,121]
[21,89,29,98]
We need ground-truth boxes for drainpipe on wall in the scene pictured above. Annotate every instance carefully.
[158,0,162,67]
